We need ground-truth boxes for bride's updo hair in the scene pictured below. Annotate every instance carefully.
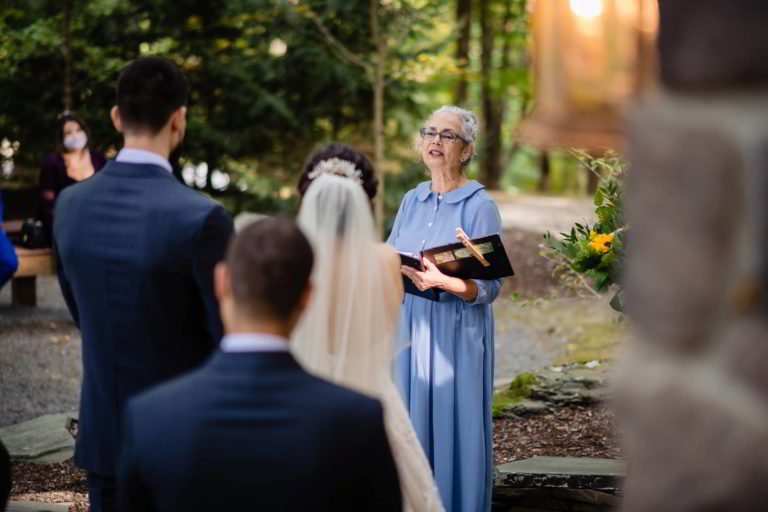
[298,143,378,200]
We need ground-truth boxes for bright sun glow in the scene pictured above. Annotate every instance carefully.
[569,0,603,18]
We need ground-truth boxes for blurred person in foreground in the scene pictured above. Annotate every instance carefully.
[119,218,402,512]
[38,112,107,243]
[53,56,233,512]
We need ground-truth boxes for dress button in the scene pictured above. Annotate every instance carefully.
[438,194,443,200]
[428,223,432,227]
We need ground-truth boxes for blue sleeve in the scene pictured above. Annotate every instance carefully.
[466,198,502,306]
[0,193,18,287]
[386,190,411,246]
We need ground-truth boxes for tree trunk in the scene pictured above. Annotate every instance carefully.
[454,0,471,105]
[371,0,386,238]
[538,149,551,192]
[62,0,73,111]
[586,166,600,194]
[479,0,502,189]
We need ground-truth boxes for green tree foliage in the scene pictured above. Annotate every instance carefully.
[0,0,382,182]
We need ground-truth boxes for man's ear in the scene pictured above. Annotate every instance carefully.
[110,106,124,133]
[296,282,313,318]
[214,262,231,303]
[171,106,187,132]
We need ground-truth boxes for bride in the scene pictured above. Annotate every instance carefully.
[292,144,444,512]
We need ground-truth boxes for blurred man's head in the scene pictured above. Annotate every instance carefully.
[110,56,189,158]
[215,217,314,337]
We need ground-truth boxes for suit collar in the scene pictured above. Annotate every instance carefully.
[208,349,304,373]
[415,180,485,203]
[101,159,178,180]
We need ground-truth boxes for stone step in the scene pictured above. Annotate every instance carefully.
[493,457,626,512]
[6,501,72,512]
[0,413,76,462]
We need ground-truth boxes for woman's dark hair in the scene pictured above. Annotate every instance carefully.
[55,112,89,154]
[297,143,378,200]
[116,56,189,134]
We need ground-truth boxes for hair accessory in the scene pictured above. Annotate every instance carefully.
[307,158,363,185]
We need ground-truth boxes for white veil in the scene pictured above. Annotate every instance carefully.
[293,173,444,512]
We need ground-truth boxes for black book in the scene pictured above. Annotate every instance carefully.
[398,234,514,301]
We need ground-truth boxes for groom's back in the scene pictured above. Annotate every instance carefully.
[120,351,401,512]
[54,161,233,475]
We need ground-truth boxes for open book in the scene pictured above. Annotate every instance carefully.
[398,233,514,301]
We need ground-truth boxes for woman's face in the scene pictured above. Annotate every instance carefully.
[62,120,84,140]
[420,111,471,174]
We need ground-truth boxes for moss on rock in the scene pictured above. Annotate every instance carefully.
[492,372,539,418]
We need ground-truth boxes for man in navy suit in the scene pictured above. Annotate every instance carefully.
[53,57,234,512]
[119,218,402,512]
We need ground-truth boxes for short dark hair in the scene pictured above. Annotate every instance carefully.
[55,112,89,154]
[297,143,378,200]
[226,217,314,321]
[116,56,189,134]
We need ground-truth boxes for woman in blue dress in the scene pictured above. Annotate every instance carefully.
[387,105,503,512]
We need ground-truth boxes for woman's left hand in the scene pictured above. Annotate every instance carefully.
[400,257,446,291]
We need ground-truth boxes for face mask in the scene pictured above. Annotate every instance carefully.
[63,132,88,151]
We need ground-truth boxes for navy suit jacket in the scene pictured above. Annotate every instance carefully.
[119,350,403,512]
[53,160,234,476]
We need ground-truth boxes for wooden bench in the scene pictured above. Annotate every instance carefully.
[2,219,57,306]
[12,247,56,307]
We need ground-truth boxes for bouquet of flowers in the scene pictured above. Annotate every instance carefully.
[542,151,626,311]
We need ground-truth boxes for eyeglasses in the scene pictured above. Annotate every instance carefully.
[419,128,469,144]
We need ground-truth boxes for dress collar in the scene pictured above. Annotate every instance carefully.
[416,180,485,204]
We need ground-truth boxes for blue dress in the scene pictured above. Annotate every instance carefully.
[387,180,502,512]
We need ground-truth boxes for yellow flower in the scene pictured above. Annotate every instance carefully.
[589,233,614,253]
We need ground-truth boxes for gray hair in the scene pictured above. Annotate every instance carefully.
[424,105,479,167]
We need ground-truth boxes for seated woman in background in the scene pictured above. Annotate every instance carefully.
[38,112,106,242]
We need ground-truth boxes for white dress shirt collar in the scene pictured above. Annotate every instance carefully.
[115,148,173,174]
[220,332,290,353]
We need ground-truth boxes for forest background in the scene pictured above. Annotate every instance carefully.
[0,0,598,233]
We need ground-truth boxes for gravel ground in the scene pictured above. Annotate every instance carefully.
[0,275,80,427]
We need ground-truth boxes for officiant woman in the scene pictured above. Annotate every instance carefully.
[387,105,502,512]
